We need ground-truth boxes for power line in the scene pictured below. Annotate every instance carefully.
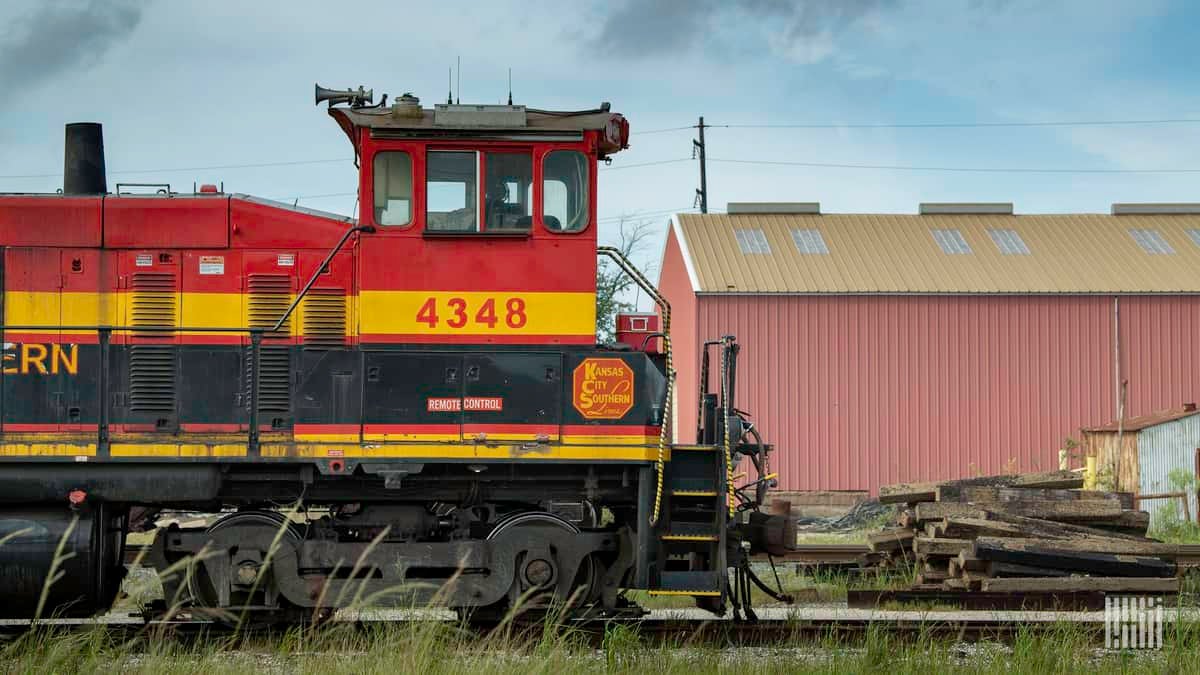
[600,158,692,171]
[598,207,697,223]
[0,155,686,182]
[713,117,1200,130]
[6,115,1200,180]
[707,157,1200,174]
[0,158,350,181]
[282,196,697,223]
[624,117,1200,134]
[633,125,696,135]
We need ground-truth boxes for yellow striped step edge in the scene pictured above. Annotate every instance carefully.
[670,444,718,452]
[647,589,722,597]
[661,533,719,542]
[671,490,719,497]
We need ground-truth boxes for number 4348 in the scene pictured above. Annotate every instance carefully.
[415,297,528,329]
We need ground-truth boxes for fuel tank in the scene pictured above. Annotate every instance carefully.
[0,505,126,618]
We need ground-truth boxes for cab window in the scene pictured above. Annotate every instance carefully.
[373,152,412,226]
[543,150,589,232]
[426,151,478,232]
[484,152,532,231]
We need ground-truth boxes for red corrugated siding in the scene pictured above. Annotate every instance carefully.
[687,294,1200,494]
[657,228,698,442]
[1121,296,1200,414]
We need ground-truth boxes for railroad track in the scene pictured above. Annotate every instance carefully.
[121,543,878,567]
[125,542,1200,568]
[9,606,1199,644]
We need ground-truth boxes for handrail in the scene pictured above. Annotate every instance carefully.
[1,223,377,454]
[2,325,264,332]
[272,224,375,333]
[597,246,673,526]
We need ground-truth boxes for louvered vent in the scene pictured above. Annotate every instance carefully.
[247,274,292,333]
[129,271,177,414]
[246,273,292,415]
[302,288,346,349]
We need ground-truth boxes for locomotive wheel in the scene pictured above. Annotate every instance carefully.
[186,511,308,624]
[484,511,600,613]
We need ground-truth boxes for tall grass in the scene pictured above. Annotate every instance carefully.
[10,508,1200,673]
[6,616,1200,674]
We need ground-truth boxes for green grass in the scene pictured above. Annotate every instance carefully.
[24,508,1185,672]
[5,617,1200,674]
[1148,502,1200,544]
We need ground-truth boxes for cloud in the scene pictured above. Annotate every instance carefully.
[591,0,894,62]
[0,0,146,90]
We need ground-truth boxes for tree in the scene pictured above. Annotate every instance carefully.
[595,217,656,343]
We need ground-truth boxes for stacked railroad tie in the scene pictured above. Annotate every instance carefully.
[868,470,1182,595]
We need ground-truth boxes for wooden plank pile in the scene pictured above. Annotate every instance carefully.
[868,470,1181,595]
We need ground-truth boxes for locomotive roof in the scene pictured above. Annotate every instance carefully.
[328,102,629,156]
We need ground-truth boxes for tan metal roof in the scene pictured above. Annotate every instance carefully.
[671,212,1200,294]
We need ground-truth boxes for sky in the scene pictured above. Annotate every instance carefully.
[2,0,1200,279]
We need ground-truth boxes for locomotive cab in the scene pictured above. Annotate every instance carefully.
[329,98,629,347]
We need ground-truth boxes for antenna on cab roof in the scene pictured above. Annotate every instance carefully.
[507,68,513,106]
[456,55,461,104]
[447,66,453,105]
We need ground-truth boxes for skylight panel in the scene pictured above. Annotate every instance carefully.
[1186,229,1200,249]
[931,228,972,254]
[1129,228,1174,254]
[734,228,771,254]
[790,228,829,254]
[987,228,1030,255]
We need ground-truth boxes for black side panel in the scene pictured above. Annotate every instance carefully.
[293,348,362,427]
[463,353,561,432]
[363,352,463,428]
[179,347,244,428]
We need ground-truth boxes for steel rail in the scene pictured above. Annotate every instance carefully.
[9,607,1196,645]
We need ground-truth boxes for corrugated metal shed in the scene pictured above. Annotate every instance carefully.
[659,208,1200,496]
[673,212,1200,294]
[1083,409,1200,529]
[1137,416,1200,528]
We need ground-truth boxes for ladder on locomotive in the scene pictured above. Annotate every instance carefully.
[647,442,728,604]
[648,338,739,608]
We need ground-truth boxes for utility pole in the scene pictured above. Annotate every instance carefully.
[693,116,708,214]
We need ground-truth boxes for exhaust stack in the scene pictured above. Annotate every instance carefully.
[63,122,107,195]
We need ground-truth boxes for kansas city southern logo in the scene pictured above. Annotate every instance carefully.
[572,358,634,420]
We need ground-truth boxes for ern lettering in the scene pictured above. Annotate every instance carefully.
[1,343,79,375]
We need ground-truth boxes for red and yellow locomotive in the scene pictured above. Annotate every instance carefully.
[0,86,786,621]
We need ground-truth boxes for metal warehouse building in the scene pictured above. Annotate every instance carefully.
[657,202,1200,495]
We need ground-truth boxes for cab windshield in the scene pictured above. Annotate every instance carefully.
[425,151,533,233]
